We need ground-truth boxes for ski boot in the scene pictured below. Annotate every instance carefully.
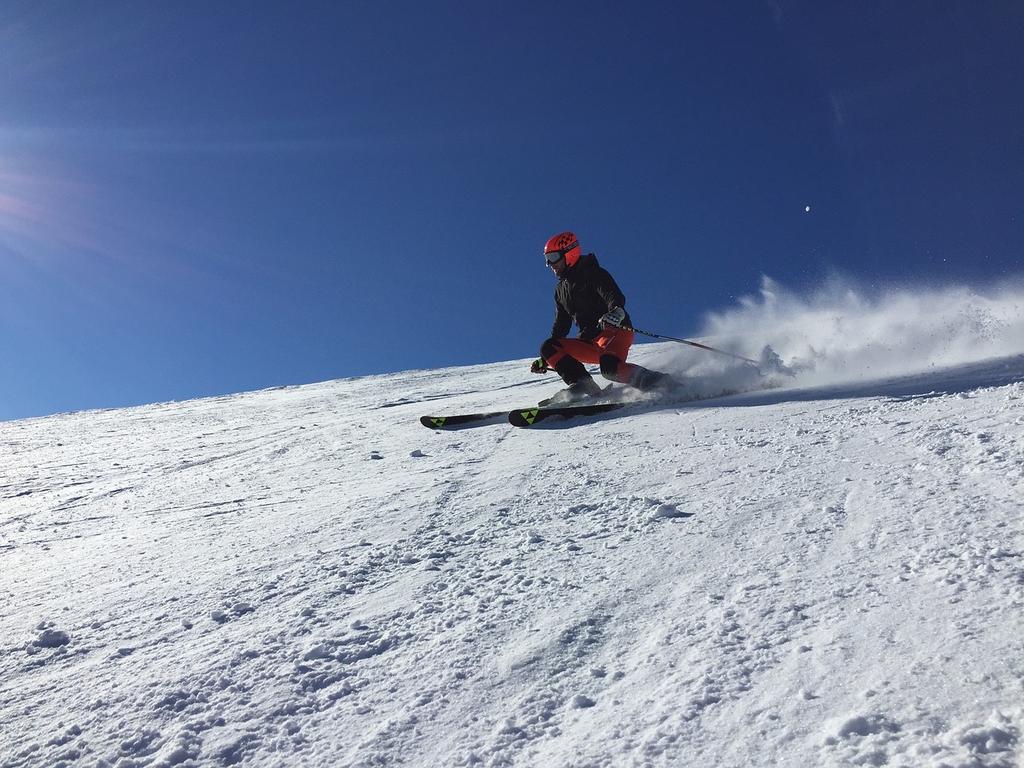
[540,357,605,406]
[540,378,604,407]
[629,366,676,394]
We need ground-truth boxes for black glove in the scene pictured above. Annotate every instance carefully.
[530,358,549,374]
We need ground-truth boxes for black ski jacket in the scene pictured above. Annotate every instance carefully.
[551,253,633,341]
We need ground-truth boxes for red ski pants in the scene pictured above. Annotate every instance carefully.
[543,328,638,382]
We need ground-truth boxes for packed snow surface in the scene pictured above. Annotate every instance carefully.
[2,281,1024,767]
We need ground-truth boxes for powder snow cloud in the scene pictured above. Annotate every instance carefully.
[653,275,1024,394]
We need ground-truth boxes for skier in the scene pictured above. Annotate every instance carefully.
[532,231,671,402]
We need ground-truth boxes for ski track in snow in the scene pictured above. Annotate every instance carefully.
[1,353,1023,767]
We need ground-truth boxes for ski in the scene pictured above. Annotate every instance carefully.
[421,379,758,430]
[420,401,625,430]
[419,412,507,430]
[508,402,625,427]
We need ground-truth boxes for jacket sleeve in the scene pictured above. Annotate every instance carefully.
[593,267,627,310]
[550,290,572,338]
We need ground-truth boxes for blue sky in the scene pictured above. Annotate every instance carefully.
[1,2,1021,421]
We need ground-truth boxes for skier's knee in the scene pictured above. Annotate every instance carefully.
[540,338,562,360]
[599,354,621,380]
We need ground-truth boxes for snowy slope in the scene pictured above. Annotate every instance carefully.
[2,341,1023,768]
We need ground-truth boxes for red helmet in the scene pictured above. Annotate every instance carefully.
[543,231,582,268]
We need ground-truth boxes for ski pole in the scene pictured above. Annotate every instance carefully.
[618,324,760,366]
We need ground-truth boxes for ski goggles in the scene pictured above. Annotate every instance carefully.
[544,241,578,265]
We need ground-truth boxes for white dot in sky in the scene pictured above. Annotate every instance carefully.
[805,205,811,213]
